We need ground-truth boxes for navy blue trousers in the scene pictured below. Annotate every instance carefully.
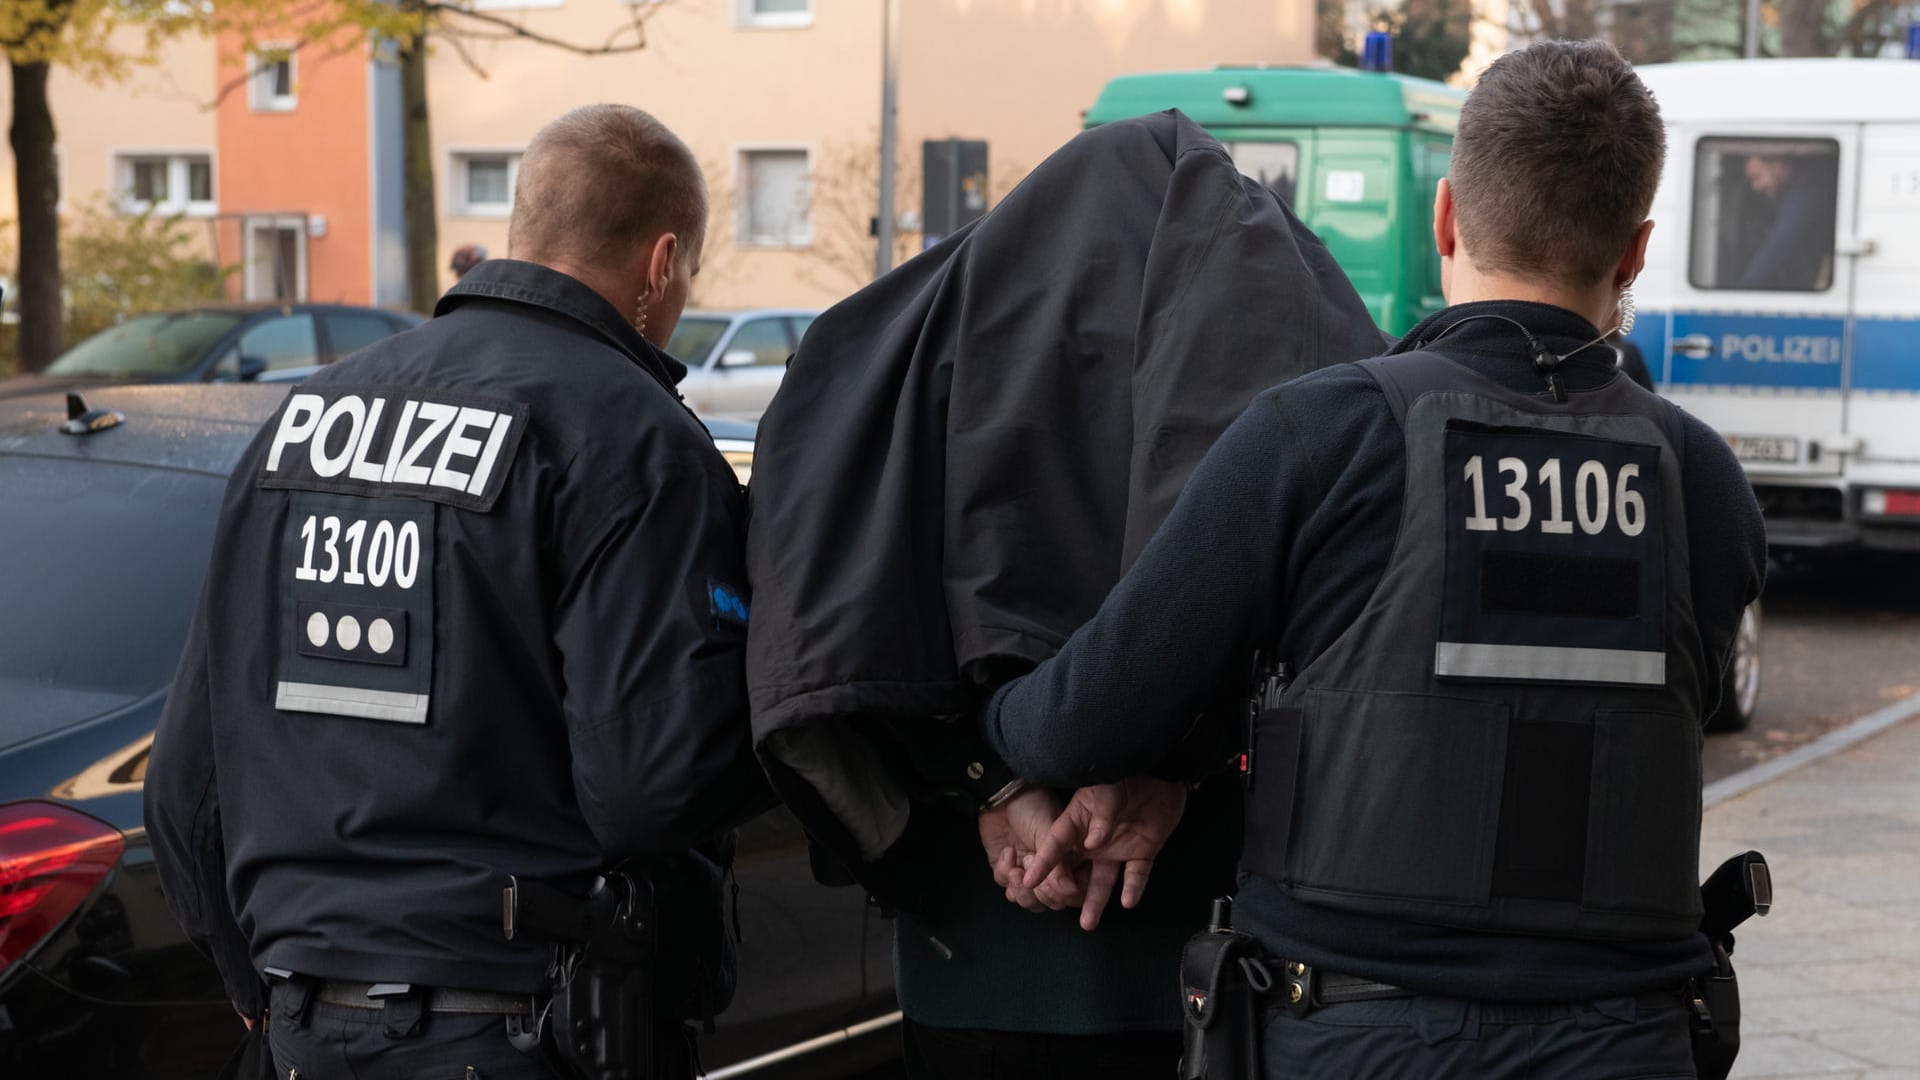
[1260,990,1696,1079]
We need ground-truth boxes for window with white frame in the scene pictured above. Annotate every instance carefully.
[452,151,521,216]
[115,152,216,216]
[738,148,811,246]
[735,0,812,28]
[249,48,296,112]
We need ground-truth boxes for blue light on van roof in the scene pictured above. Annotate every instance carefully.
[1362,31,1393,73]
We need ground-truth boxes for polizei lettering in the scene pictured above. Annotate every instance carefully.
[1720,334,1842,365]
[257,387,529,513]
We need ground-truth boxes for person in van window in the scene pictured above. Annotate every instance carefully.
[1737,153,1831,291]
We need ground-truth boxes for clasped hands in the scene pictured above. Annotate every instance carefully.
[977,777,1187,931]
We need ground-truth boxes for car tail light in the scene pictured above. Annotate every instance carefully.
[0,801,125,973]
[1862,489,1920,518]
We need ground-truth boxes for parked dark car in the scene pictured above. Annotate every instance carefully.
[0,304,422,399]
[0,385,899,1078]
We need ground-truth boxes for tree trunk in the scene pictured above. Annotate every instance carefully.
[1838,0,1896,56]
[1612,0,1676,64]
[1560,0,1600,41]
[9,60,63,372]
[1777,0,1831,56]
[399,31,439,313]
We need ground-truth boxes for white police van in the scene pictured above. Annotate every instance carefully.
[1626,58,1920,551]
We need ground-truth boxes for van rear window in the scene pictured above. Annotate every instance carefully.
[1227,141,1300,207]
[1689,137,1839,294]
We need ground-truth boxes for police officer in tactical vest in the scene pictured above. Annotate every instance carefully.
[145,105,768,1079]
[979,41,1768,1078]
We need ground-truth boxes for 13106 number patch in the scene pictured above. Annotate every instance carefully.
[1460,454,1647,538]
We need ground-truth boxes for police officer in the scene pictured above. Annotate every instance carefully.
[981,42,1767,1077]
[145,105,767,1079]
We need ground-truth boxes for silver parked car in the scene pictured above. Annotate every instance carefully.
[668,309,818,420]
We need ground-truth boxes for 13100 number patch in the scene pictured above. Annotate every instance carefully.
[293,513,423,588]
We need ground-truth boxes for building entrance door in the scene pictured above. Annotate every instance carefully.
[245,216,308,300]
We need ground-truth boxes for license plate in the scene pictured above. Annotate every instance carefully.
[1729,435,1800,464]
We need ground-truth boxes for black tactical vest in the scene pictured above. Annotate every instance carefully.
[1242,349,1707,943]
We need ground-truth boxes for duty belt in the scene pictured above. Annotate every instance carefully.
[1273,960,1415,1016]
[1179,899,1418,1080]
[315,979,535,1016]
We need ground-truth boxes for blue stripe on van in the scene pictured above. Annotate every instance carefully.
[1852,318,1920,393]
[1622,311,1669,382]
[1667,312,1845,391]
[1633,311,1920,392]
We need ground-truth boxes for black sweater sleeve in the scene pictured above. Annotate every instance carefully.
[1677,411,1769,712]
[981,392,1313,787]
[144,604,263,1017]
[554,463,772,857]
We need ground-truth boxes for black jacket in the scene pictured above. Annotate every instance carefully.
[145,260,767,1010]
[744,110,1387,906]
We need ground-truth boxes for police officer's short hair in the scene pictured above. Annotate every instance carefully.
[510,105,708,266]
[1449,40,1664,287]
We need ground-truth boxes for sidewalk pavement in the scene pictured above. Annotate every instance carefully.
[1703,709,1920,1078]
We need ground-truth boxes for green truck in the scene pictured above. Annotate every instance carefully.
[1086,65,1466,336]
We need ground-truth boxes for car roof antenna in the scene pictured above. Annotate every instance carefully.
[61,391,125,436]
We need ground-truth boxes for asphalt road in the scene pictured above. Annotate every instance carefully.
[1704,551,1920,784]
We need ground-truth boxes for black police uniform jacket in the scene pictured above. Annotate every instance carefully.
[744,109,1388,907]
[144,261,767,1015]
[984,303,1768,1001]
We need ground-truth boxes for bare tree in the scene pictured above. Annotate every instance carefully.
[1492,0,1903,63]
[2,0,202,371]
[1499,0,1604,46]
[793,137,923,297]
[221,0,665,312]
[1776,0,1907,56]
[771,135,1026,299]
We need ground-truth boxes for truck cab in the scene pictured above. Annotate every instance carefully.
[1085,64,1465,336]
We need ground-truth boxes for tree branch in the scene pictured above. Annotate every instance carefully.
[206,33,363,109]
[442,26,491,79]
[1838,0,1899,55]
[428,2,650,54]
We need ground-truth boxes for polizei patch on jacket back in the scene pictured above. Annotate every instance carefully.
[256,386,528,513]
[1438,424,1668,685]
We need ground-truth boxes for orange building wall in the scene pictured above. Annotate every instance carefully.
[215,28,372,303]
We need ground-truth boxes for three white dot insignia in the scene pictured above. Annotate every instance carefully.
[306,611,396,656]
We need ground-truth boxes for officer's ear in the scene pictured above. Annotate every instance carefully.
[1615,220,1655,290]
[1434,178,1459,302]
[1433,178,1458,261]
[644,232,680,296]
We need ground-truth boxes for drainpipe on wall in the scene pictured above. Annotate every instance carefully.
[875,0,901,280]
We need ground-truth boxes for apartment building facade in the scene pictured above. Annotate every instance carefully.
[4,0,1313,314]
